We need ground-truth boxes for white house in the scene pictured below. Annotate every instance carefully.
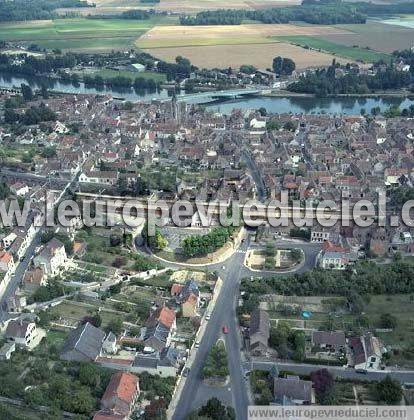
[79,171,119,186]
[5,320,37,348]
[33,238,67,277]
[349,333,383,371]
[10,182,29,197]
[1,232,17,249]
[0,342,16,360]
[102,332,118,354]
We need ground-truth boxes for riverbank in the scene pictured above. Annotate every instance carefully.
[2,72,414,115]
[264,90,414,99]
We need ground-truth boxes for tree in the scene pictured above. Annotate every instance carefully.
[273,56,296,76]
[240,64,257,74]
[106,318,123,336]
[290,248,302,263]
[203,342,229,379]
[110,234,122,247]
[375,376,402,404]
[265,242,276,257]
[198,397,235,420]
[283,121,297,131]
[82,313,102,328]
[40,84,49,99]
[21,83,33,101]
[258,107,267,116]
[379,313,397,329]
[311,368,336,405]
[112,256,126,268]
[0,182,10,200]
[40,146,56,158]
[4,108,19,124]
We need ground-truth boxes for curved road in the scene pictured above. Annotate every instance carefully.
[142,236,321,420]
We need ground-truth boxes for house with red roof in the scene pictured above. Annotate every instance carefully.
[93,372,140,420]
[143,305,176,352]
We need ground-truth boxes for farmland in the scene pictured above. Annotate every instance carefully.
[85,0,301,13]
[136,23,351,69]
[274,35,391,63]
[0,17,172,51]
[143,42,346,70]
[136,23,351,49]
[328,21,414,53]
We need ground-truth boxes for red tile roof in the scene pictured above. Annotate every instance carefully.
[101,372,139,409]
[156,306,176,329]
[0,251,12,264]
[171,283,183,296]
[93,411,125,420]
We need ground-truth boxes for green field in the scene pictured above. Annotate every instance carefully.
[85,68,167,82]
[0,17,173,51]
[274,35,391,63]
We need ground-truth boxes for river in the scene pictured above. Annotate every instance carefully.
[0,72,172,101]
[1,73,414,116]
[378,15,414,29]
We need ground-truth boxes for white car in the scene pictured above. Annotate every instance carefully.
[205,314,211,321]
[195,340,200,348]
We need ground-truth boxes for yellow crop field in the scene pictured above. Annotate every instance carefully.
[143,42,347,70]
[136,23,352,48]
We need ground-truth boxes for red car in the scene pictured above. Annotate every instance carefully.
[222,325,229,334]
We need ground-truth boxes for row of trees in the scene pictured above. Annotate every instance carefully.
[83,74,159,90]
[0,52,77,76]
[88,9,155,20]
[4,103,57,125]
[180,2,366,25]
[242,260,414,297]
[0,49,194,83]
[0,0,90,22]
[289,61,413,97]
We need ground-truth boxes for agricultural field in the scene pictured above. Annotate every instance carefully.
[79,0,300,14]
[274,35,391,63]
[136,23,351,49]
[144,42,346,70]
[137,23,352,69]
[327,21,414,53]
[0,17,171,51]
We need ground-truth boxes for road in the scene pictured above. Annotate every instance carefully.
[247,360,414,385]
[170,238,321,419]
[172,239,251,420]
[242,150,267,203]
[0,165,83,319]
[0,168,70,184]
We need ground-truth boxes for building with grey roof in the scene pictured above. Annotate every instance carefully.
[274,375,313,405]
[249,308,270,356]
[60,322,105,362]
[131,346,180,377]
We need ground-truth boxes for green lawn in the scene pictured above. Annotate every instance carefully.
[0,17,167,51]
[86,68,166,82]
[274,35,391,63]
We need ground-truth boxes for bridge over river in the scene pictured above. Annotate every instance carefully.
[160,87,271,104]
